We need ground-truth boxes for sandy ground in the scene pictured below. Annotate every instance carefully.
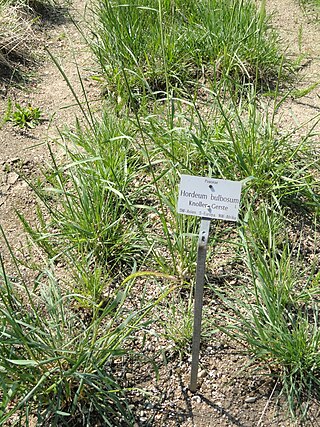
[264,0,320,131]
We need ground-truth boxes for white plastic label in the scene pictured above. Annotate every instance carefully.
[178,174,242,221]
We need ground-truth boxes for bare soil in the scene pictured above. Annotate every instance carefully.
[0,1,319,426]
[264,0,320,132]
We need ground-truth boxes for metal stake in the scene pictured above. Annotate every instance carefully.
[189,217,211,392]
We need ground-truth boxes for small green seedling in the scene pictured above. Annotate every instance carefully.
[9,103,42,129]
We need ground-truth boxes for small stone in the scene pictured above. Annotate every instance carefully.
[145,402,154,410]
[245,396,257,403]
[125,373,134,380]
[7,157,20,164]
[14,181,28,190]
[191,395,201,404]
[7,172,19,185]
[198,369,207,379]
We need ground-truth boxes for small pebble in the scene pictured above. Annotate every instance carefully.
[7,172,19,185]
[125,372,134,379]
[244,396,257,403]
[7,157,20,164]
[198,369,207,379]
[191,395,201,404]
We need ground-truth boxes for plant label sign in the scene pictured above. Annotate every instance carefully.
[178,174,242,221]
[178,174,242,391]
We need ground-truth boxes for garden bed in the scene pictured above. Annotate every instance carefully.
[0,0,320,426]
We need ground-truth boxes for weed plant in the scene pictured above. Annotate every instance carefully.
[90,0,282,102]
[160,292,194,359]
[160,289,215,358]
[5,101,42,129]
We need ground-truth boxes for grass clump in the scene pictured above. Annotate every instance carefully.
[90,0,283,102]
[215,227,320,421]
[0,0,69,80]
[138,92,320,213]
[299,0,320,10]
[161,295,194,357]
[0,252,154,426]
[0,2,34,77]
[19,115,145,285]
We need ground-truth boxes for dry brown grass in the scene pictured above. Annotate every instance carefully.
[0,3,34,75]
